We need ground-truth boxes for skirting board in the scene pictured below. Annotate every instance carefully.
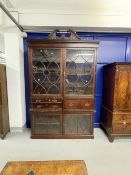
[10,124,26,133]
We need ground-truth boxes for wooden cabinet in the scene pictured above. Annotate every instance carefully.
[100,62,131,142]
[28,30,99,139]
[0,64,9,139]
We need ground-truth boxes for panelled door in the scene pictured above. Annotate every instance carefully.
[64,48,96,96]
[115,65,131,112]
[31,48,62,97]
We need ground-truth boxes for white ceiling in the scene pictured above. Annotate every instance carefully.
[5,0,131,15]
[2,0,131,32]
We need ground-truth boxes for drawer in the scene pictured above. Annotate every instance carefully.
[31,103,62,109]
[80,99,94,110]
[31,97,62,103]
[113,114,131,123]
[64,99,94,110]
[113,123,131,134]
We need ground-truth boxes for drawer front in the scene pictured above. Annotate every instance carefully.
[64,99,94,110]
[31,103,62,110]
[113,123,131,134]
[31,97,62,103]
[113,114,131,123]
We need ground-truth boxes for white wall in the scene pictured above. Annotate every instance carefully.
[0,31,5,54]
[0,7,26,129]
[0,10,5,53]
[4,33,26,129]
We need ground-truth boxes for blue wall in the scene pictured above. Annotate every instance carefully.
[24,32,131,128]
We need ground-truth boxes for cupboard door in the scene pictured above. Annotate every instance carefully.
[63,114,93,135]
[115,66,131,112]
[32,113,62,135]
[64,49,96,96]
[31,49,62,95]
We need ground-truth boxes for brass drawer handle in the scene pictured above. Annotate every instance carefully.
[52,99,57,102]
[36,99,41,103]
[52,105,58,108]
[123,121,126,125]
[85,103,89,107]
[69,103,73,107]
[36,105,42,108]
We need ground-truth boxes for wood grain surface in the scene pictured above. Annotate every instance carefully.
[0,160,88,175]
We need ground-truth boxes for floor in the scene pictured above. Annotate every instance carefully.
[0,128,131,175]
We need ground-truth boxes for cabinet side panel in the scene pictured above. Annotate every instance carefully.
[101,106,113,134]
[1,66,9,136]
[102,65,116,110]
[0,65,9,138]
[0,107,2,135]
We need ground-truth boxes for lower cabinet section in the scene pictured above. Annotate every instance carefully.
[31,111,94,139]
[100,106,131,142]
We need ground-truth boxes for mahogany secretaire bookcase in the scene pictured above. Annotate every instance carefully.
[28,30,99,139]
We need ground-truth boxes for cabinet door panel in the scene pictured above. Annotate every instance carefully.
[64,114,93,135]
[31,49,61,95]
[115,66,131,112]
[65,49,95,96]
[32,113,62,135]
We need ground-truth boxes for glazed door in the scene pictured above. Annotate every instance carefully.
[64,48,96,97]
[63,113,93,136]
[32,112,62,137]
[115,66,131,112]
[31,48,62,96]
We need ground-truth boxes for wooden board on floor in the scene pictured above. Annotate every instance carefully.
[0,160,88,175]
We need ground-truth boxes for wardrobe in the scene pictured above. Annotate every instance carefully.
[101,62,131,142]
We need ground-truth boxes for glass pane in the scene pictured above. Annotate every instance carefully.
[64,114,91,134]
[34,114,61,134]
[32,49,61,94]
[65,49,95,95]
[35,125,60,134]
